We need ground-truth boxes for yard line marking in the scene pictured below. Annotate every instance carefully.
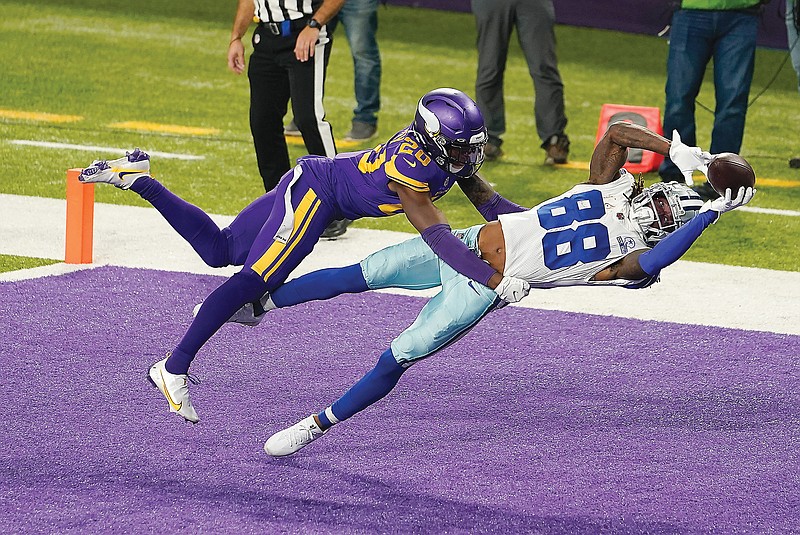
[554,161,590,170]
[8,140,204,160]
[285,135,361,149]
[109,121,219,136]
[555,162,800,189]
[752,177,800,188]
[738,206,800,217]
[0,109,83,123]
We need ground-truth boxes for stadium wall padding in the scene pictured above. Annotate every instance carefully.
[387,0,789,50]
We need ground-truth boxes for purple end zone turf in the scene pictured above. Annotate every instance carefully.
[1,266,798,533]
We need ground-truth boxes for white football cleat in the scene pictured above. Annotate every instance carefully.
[193,295,272,327]
[147,356,199,423]
[264,415,327,457]
[78,148,150,189]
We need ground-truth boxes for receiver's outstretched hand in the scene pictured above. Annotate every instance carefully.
[669,130,712,186]
[700,186,755,217]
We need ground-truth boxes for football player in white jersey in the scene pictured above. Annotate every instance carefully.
[205,122,755,456]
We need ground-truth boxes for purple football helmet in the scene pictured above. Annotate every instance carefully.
[411,88,488,177]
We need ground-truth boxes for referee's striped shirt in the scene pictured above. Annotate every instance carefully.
[253,0,324,23]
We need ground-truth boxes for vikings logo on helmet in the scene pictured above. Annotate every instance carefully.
[630,182,704,246]
[411,88,488,178]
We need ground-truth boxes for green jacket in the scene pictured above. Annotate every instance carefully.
[681,0,761,9]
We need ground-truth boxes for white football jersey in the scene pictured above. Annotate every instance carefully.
[499,170,654,288]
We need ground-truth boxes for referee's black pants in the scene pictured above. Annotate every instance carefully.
[248,23,337,192]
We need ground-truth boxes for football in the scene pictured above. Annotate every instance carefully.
[706,153,756,195]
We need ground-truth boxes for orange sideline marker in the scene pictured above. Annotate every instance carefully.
[65,168,94,264]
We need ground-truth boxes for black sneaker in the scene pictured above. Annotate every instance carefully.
[542,134,569,165]
[485,141,503,161]
[343,121,378,142]
[321,219,352,239]
[691,182,719,201]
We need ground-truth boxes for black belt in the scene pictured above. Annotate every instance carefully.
[257,17,310,37]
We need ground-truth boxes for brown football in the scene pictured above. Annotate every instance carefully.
[706,153,756,195]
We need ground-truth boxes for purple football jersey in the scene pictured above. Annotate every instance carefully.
[297,127,460,220]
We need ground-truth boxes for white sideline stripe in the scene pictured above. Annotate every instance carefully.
[0,263,94,282]
[8,140,204,161]
[739,206,800,217]
[1,193,799,336]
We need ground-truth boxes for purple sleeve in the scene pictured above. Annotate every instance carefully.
[421,224,497,286]
[638,209,718,276]
[476,193,527,221]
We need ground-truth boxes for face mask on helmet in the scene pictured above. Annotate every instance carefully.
[630,182,704,246]
[411,88,488,177]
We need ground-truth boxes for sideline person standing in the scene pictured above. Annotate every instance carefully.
[339,0,382,142]
[658,0,763,199]
[471,0,570,165]
[786,0,800,93]
[227,0,344,193]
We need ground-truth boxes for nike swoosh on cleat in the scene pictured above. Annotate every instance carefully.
[159,368,183,411]
[118,171,142,179]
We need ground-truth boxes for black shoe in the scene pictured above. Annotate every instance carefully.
[485,142,503,161]
[321,219,352,239]
[658,159,685,183]
[542,134,569,165]
[485,136,503,161]
[343,121,378,142]
[691,182,719,201]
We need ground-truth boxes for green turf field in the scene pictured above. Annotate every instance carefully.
[0,254,59,272]
[1,0,798,271]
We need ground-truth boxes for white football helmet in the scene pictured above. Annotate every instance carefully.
[630,182,704,246]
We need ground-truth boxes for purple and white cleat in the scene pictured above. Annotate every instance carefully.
[78,148,150,189]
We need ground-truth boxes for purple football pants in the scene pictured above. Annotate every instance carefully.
[132,167,336,373]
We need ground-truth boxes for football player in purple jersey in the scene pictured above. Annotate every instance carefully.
[78,88,531,424]
[214,122,754,456]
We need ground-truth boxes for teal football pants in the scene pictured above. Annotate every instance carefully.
[361,225,503,366]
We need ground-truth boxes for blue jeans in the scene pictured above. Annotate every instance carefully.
[787,0,800,92]
[659,8,758,182]
[337,0,381,125]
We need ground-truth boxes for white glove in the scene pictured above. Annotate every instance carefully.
[494,276,530,303]
[669,130,713,186]
[699,186,755,218]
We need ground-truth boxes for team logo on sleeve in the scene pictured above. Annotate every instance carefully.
[617,236,636,254]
